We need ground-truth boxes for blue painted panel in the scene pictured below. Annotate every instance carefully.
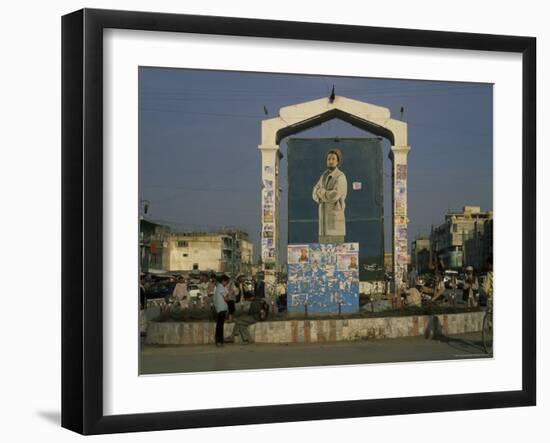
[287,138,384,281]
[287,243,360,314]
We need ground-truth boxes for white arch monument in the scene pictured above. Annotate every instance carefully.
[259,96,410,294]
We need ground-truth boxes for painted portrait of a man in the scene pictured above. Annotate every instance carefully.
[312,148,348,243]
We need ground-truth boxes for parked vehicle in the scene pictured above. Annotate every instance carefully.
[145,278,176,301]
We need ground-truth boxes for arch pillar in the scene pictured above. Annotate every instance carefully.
[258,95,411,292]
[390,144,411,294]
[258,144,281,282]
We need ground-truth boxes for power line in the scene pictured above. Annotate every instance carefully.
[143,184,257,192]
[139,82,490,98]
[138,107,492,135]
[139,108,264,118]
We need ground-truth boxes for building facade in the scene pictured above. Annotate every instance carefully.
[139,219,170,272]
[463,218,493,271]
[165,230,253,276]
[430,206,493,271]
[411,238,431,274]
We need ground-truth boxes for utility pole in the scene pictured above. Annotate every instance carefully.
[139,199,150,216]
[231,232,236,278]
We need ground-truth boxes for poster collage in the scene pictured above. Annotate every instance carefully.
[262,165,276,268]
[287,243,360,314]
[395,164,408,266]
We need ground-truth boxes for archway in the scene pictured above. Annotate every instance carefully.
[259,96,410,294]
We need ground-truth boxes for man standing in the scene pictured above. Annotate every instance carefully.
[197,273,209,307]
[171,275,190,310]
[226,295,268,344]
[312,148,348,243]
[463,266,479,308]
[254,273,266,299]
[481,256,493,305]
[206,273,217,319]
[234,274,245,303]
[213,274,230,347]
[139,274,146,310]
[225,277,238,322]
[432,255,445,301]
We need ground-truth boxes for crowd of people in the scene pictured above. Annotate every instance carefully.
[408,255,493,308]
[210,274,271,347]
[140,272,274,347]
[139,256,494,346]
[208,273,274,347]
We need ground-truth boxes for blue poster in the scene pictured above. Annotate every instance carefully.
[287,138,384,281]
[287,243,360,314]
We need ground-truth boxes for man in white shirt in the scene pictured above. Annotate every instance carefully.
[171,276,190,310]
[197,274,210,308]
[213,275,230,347]
[463,266,479,308]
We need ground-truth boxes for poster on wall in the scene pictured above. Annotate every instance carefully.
[287,243,359,314]
[287,138,384,281]
[288,244,311,263]
[396,164,407,180]
[263,206,274,223]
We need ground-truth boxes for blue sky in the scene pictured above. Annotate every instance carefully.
[139,67,493,262]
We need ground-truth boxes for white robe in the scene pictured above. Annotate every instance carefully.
[172,283,189,309]
[312,167,348,237]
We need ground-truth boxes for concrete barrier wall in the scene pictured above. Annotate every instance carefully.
[144,311,485,346]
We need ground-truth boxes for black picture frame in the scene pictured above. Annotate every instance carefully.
[61,8,536,435]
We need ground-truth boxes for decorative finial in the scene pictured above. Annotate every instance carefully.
[329,85,335,103]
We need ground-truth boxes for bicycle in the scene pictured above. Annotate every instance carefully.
[482,297,493,354]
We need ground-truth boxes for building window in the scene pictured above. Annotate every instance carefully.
[177,240,188,248]
[182,253,188,257]
[193,263,199,270]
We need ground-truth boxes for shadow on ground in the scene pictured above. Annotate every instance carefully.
[36,410,60,426]
[435,334,491,355]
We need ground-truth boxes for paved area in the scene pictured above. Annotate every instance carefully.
[140,332,491,375]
